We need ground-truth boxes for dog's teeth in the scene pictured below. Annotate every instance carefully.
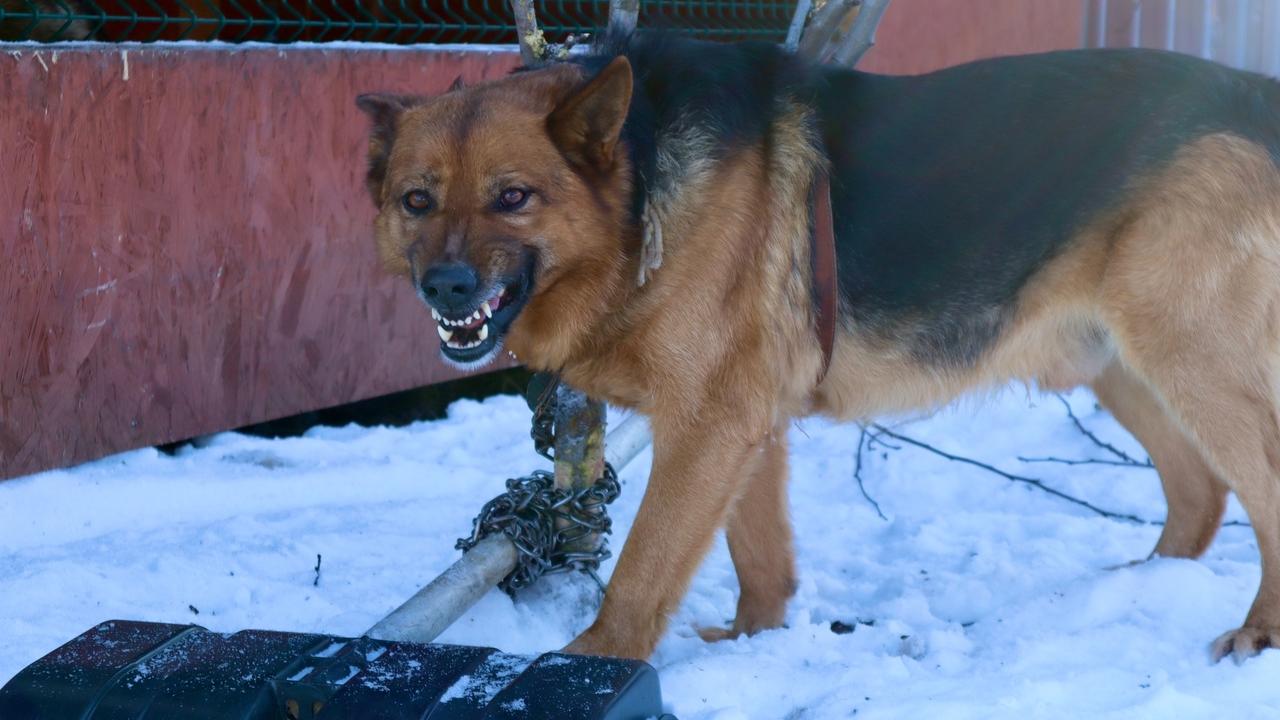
[431,308,441,321]
[437,325,453,342]
[478,324,489,341]
[472,310,481,322]
[482,301,492,318]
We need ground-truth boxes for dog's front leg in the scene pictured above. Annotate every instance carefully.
[564,411,769,659]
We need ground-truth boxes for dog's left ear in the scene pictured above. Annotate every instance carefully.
[355,93,417,204]
[547,56,633,172]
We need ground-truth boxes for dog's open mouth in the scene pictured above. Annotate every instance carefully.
[430,258,534,367]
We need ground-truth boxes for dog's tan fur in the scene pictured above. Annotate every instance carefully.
[363,55,1280,663]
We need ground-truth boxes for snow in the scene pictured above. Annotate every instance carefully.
[2,386,1279,718]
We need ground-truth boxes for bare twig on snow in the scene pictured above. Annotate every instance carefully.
[1054,394,1151,466]
[1018,455,1153,468]
[870,424,1156,525]
[854,427,888,521]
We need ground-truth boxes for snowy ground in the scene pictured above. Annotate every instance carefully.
[2,386,1279,718]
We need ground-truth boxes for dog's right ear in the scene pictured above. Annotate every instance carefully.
[547,56,633,173]
[355,93,417,204]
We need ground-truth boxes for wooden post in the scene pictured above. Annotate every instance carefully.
[509,0,547,64]
[784,0,814,52]
[795,0,892,66]
[609,0,640,34]
[365,413,651,644]
[551,384,609,555]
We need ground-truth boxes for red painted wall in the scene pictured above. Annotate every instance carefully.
[0,47,519,480]
[862,0,1084,74]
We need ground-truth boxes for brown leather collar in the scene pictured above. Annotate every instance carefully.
[810,168,837,382]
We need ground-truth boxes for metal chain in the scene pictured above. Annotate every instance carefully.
[455,375,621,595]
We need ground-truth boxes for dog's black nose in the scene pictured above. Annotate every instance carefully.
[421,263,479,311]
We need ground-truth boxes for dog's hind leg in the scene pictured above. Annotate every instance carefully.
[1113,342,1280,663]
[1100,133,1280,662]
[1092,361,1229,559]
[699,426,796,642]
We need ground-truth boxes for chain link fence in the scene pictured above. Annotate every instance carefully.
[0,0,795,44]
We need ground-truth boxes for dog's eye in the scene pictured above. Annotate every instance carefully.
[496,188,530,211]
[402,190,432,214]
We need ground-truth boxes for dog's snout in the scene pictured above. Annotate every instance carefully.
[421,263,480,311]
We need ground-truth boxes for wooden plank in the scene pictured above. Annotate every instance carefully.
[0,46,519,480]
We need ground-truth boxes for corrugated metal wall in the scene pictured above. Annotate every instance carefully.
[1087,0,1280,75]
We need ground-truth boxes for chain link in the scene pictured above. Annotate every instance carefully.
[455,375,621,595]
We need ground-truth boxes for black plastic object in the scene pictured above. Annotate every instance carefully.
[0,620,669,719]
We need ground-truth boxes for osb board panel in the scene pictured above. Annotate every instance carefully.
[861,0,1085,75]
[0,46,519,480]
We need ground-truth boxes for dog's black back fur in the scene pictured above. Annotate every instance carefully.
[585,35,1280,366]
[578,35,820,220]
[822,49,1280,364]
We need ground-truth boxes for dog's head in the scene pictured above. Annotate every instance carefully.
[356,57,634,369]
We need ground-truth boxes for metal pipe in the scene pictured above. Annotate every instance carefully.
[365,533,519,643]
[365,410,652,644]
[602,412,652,470]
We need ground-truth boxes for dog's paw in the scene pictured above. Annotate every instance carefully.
[696,625,742,643]
[562,628,651,660]
[1104,550,1159,572]
[1210,626,1280,664]
[1103,557,1151,572]
[696,615,786,643]
[562,631,612,658]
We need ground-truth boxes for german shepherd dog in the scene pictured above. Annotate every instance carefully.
[358,32,1280,663]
